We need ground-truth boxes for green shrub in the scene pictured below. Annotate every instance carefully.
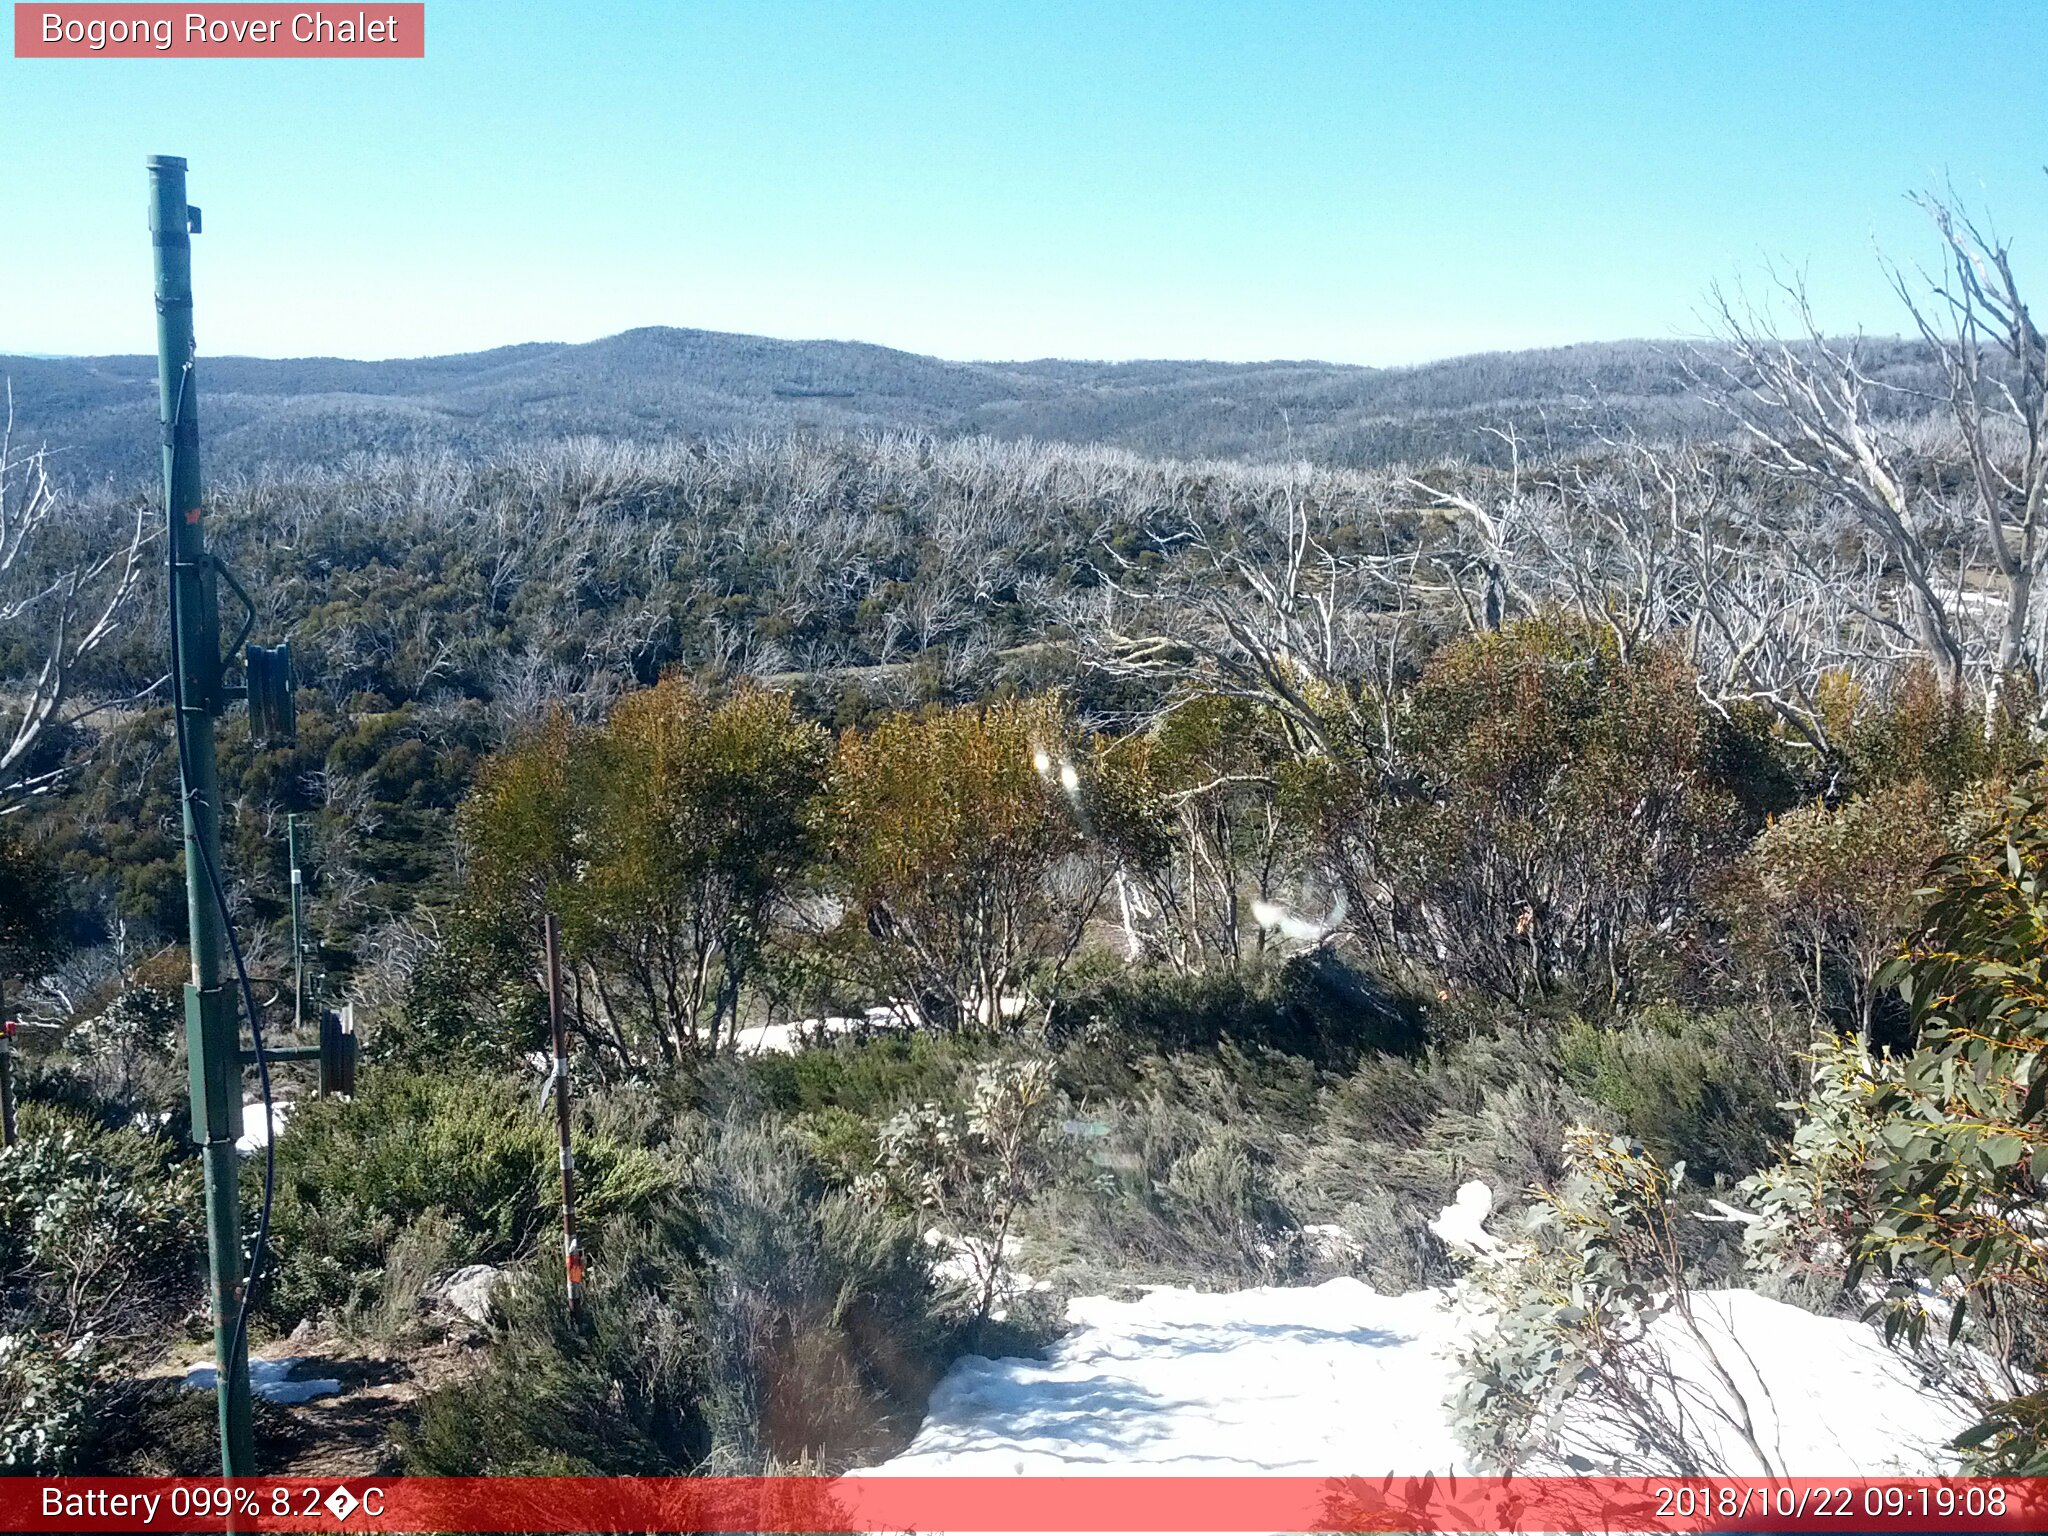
[1840,664,2035,797]
[1715,779,1953,1044]
[1557,1007,1797,1182]
[789,1106,879,1187]
[0,1107,203,1474]
[1052,953,1422,1078]
[1086,694,1315,971]
[0,1105,198,1347]
[1450,1128,1778,1475]
[1317,1051,1441,1146]
[1740,773,2048,1471]
[1037,1049,1312,1288]
[260,1070,668,1323]
[0,822,71,982]
[404,1211,706,1475]
[0,1332,93,1473]
[740,1030,980,1122]
[1952,1391,2048,1477]
[694,1115,945,1468]
[43,976,186,1121]
[370,926,547,1071]
[410,1113,953,1477]
[1287,1026,1620,1291]
[872,1059,1062,1324]
[1306,1028,1595,1218]
[339,1210,461,1343]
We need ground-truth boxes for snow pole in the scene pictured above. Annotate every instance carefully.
[0,1001,16,1147]
[150,152,256,1480]
[543,914,585,1319]
[289,813,308,1030]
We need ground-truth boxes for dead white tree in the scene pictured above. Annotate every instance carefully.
[0,387,153,807]
[1557,435,1910,760]
[1076,467,1407,761]
[1398,426,1543,634]
[1892,189,2048,721]
[1704,278,1972,692]
[1704,188,2046,726]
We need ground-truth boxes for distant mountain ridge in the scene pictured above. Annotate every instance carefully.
[0,325,1937,483]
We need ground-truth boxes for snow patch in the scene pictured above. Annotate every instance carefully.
[732,1015,868,1055]
[1591,1288,1969,1475]
[863,1278,1468,1475]
[1427,1179,1501,1255]
[185,1356,340,1406]
[859,1277,1973,1477]
[234,1097,294,1155]
[733,1004,917,1055]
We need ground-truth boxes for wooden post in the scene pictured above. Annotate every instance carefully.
[543,914,583,1319]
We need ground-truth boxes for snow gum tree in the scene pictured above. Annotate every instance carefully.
[869,1058,1061,1327]
[821,697,1105,1031]
[461,678,829,1062]
[0,399,151,809]
[1087,694,1312,973]
[1450,1129,1775,1476]
[1319,616,1753,1004]
[1742,771,2048,1472]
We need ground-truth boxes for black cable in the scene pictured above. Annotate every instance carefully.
[164,354,277,1385]
[197,830,275,1380]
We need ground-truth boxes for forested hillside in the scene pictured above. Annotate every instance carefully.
[1,327,1945,484]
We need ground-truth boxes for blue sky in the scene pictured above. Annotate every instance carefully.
[3,1,2043,364]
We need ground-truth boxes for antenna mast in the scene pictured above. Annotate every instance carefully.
[149,152,255,1477]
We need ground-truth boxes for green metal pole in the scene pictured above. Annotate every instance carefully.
[150,153,254,1479]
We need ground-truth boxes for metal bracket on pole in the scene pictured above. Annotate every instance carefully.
[184,985,243,1143]
[319,1006,358,1097]
[216,555,257,667]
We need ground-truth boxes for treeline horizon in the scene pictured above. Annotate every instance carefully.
[0,325,1951,487]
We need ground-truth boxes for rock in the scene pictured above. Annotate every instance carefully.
[428,1263,506,1325]
[1300,1222,1366,1265]
[288,1317,317,1343]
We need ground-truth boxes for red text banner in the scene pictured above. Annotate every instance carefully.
[7,1475,2048,1534]
[14,5,424,58]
